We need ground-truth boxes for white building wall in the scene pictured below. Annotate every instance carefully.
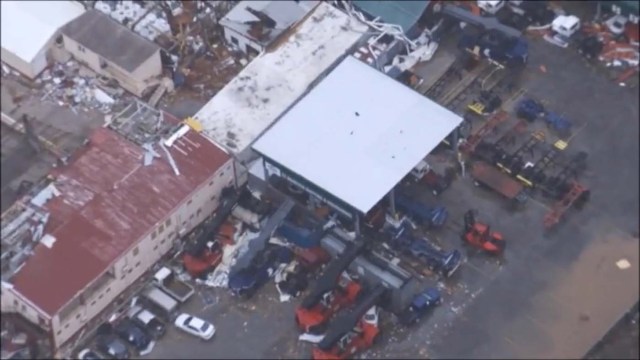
[61,34,159,97]
[48,157,235,349]
[222,26,263,55]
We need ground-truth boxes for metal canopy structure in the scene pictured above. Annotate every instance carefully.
[252,56,463,214]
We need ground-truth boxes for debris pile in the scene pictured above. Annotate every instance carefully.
[37,60,125,114]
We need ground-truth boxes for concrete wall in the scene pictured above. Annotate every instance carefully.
[222,26,263,55]
[61,34,161,97]
[1,47,39,79]
[5,157,235,350]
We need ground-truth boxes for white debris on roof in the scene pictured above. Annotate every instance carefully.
[95,1,170,42]
[1,1,85,62]
[194,2,368,157]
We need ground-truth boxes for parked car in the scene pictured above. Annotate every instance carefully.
[95,335,129,360]
[77,348,103,360]
[113,319,152,355]
[174,314,216,340]
[228,245,294,298]
[128,306,166,339]
[398,287,442,326]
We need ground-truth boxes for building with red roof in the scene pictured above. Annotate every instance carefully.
[1,106,233,354]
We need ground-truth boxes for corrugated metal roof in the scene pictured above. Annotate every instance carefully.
[10,113,230,316]
[252,56,462,214]
[352,0,429,33]
[60,10,159,73]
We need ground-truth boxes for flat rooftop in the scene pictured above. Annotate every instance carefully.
[193,2,368,157]
[252,56,462,214]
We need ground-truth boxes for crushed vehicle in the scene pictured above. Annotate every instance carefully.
[228,244,294,298]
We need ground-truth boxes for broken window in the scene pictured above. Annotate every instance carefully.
[78,45,86,53]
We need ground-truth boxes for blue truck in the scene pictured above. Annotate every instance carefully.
[391,234,462,278]
[394,193,448,229]
[397,287,442,326]
[458,28,529,68]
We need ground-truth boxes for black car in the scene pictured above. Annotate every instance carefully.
[95,335,129,360]
[114,319,151,354]
[128,306,166,339]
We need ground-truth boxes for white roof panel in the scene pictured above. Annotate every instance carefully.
[1,1,85,62]
[252,56,463,214]
[195,2,368,155]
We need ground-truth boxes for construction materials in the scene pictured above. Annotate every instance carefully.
[543,181,590,230]
[461,110,510,154]
[467,90,503,115]
[463,210,506,255]
[470,161,528,205]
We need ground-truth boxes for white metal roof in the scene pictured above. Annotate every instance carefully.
[1,1,85,63]
[194,2,368,156]
[252,56,463,214]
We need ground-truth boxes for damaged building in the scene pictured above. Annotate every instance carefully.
[0,105,234,357]
[0,0,85,79]
[194,1,369,167]
[220,0,319,56]
[59,9,164,98]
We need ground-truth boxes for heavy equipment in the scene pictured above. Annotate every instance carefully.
[182,187,239,278]
[313,285,387,360]
[295,241,366,334]
[463,210,505,255]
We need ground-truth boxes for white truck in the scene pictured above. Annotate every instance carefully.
[153,267,195,303]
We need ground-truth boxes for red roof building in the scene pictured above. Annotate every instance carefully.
[3,112,233,352]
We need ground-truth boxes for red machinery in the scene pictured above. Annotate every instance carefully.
[295,242,365,334]
[312,285,386,360]
[463,210,505,255]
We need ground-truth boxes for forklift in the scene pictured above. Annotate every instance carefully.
[462,210,505,255]
[312,285,387,360]
[295,241,365,334]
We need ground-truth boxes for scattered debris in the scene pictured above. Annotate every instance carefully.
[616,259,631,270]
[36,60,124,113]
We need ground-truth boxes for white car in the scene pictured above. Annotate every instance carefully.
[174,314,215,340]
